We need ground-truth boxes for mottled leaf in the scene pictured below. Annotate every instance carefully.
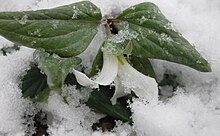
[34,50,81,91]
[117,2,211,72]
[21,64,82,102]
[0,1,101,57]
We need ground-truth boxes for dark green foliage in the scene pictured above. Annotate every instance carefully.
[0,1,101,57]
[117,2,211,72]
[86,86,131,122]
[129,55,156,78]
[21,63,49,102]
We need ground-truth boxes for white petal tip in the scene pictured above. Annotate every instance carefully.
[74,70,96,86]
[94,52,118,85]
[110,98,117,105]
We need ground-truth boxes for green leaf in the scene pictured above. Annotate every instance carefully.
[86,86,131,122]
[21,64,82,102]
[129,55,156,78]
[34,50,81,91]
[117,2,211,72]
[0,1,101,57]
[89,49,103,77]
[104,36,130,56]
[20,63,50,102]
[21,63,132,121]
[34,88,51,102]
[123,41,133,55]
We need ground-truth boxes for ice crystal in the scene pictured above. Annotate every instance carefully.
[137,16,147,24]
[18,15,28,25]
[159,33,173,42]
[72,6,79,19]
[28,29,41,37]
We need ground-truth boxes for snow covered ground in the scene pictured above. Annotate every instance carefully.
[0,0,220,136]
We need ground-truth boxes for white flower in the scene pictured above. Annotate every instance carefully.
[74,51,158,105]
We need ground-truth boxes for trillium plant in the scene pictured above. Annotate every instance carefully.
[0,1,211,122]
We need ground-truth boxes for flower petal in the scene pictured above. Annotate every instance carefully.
[93,51,118,85]
[110,77,129,105]
[74,69,98,88]
[74,51,118,87]
[117,56,158,101]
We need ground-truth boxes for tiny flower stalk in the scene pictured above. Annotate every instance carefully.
[74,50,158,105]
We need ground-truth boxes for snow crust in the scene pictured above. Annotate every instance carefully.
[0,0,220,135]
[0,46,34,135]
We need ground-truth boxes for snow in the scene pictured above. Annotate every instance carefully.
[0,0,220,136]
[105,26,139,55]
[0,47,34,134]
[41,92,99,136]
[131,92,220,136]
[137,16,147,24]
[72,5,79,19]
[17,15,28,25]
[28,29,41,37]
